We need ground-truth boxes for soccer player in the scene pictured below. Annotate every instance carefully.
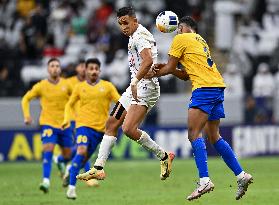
[149,16,253,201]
[62,58,120,199]
[21,58,73,193]
[76,6,175,183]
[53,60,93,186]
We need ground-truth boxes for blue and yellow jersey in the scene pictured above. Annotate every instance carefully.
[66,76,84,121]
[168,33,226,91]
[64,80,120,132]
[21,78,71,128]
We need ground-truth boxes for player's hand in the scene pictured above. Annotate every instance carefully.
[24,117,33,125]
[131,77,139,102]
[153,63,165,72]
[61,120,69,130]
[144,69,155,79]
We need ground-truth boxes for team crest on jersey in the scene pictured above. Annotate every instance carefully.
[99,87,105,92]
[61,86,66,91]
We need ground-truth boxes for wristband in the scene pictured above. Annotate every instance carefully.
[131,77,139,86]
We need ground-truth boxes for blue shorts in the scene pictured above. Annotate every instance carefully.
[41,125,73,147]
[75,127,104,156]
[188,88,225,121]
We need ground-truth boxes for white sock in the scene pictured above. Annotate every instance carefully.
[236,171,245,180]
[65,164,71,176]
[43,178,50,185]
[200,177,210,186]
[137,130,166,160]
[68,185,75,190]
[94,134,117,168]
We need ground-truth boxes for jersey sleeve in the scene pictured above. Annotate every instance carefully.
[168,35,186,59]
[135,35,152,53]
[109,83,121,103]
[64,85,80,123]
[21,82,41,119]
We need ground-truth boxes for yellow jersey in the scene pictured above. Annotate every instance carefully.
[64,80,120,132]
[66,76,84,121]
[21,78,71,128]
[168,33,226,91]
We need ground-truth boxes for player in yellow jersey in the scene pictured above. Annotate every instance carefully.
[61,58,120,199]
[58,60,99,187]
[53,60,93,184]
[149,16,253,201]
[21,58,73,193]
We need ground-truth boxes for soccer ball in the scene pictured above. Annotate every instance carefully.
[156,11,179,33]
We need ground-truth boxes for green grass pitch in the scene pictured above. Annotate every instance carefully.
[0,157,278,205]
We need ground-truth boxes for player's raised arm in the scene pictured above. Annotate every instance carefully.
[21,82,41,125]
[62,86,80,129]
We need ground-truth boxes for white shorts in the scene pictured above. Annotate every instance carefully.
[119,84,160,113]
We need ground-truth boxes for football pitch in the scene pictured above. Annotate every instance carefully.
[0,157,277,205]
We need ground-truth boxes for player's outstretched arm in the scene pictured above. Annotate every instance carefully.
[172,68,190,81]
[154,55,179,77]
[21,83,41,125]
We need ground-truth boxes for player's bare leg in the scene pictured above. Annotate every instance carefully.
[77,103,126,181]
[123,104,175,180]
[186,108,214,201]
[205,120,253,200]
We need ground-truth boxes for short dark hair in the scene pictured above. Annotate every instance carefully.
[47,58,60,65]
[85,58,101,68]
[117,6,136,17]
[179,16,198,33]
[77,59,85,64]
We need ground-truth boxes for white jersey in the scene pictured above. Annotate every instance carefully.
[128,24,159,87]
[119,24,160,112]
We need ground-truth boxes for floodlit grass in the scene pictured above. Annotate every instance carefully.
[0,157,277,205]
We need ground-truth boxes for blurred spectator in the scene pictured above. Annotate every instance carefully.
[252,63,275,97]
[19,15,43,61]
[87,0,113,43]
[30,4,48,37]
[252,63,275,123]
[16,0,36,18]
[0,65,15,96]
[269,42,279,72]
[49,1,71,49]
[274,63,279,94]
[223,63,244,98]
[105,49,129,93]
[43,34,64,57]
[244,95,258,124]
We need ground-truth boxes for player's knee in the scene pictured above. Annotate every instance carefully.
[62,149,72,159]
[208,135,221,144]
[122,124,133,137]
[187,127,200,142]
[76,146,87,156]
[43,143,55,152]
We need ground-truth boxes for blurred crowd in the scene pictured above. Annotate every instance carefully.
[0,0,206,97]
[223,0,279,124]
[1,0,279,124]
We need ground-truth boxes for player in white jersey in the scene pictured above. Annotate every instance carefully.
[76,6,175,182]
